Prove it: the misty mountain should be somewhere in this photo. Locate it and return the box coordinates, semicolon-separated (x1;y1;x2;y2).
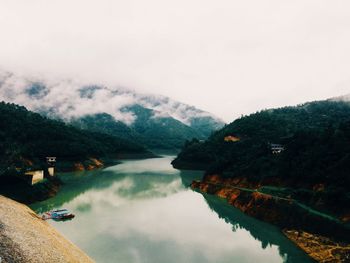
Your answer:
0;71;225;149
71;113;139;142
124;105;202;149
70;105;214;149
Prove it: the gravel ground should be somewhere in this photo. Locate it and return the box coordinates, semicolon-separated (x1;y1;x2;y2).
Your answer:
0;195;94;263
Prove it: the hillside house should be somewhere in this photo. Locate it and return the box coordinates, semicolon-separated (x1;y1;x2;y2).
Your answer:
270;143;285;154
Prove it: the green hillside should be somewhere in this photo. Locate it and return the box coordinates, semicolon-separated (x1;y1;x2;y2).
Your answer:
172;100;350;212
0;102;151;175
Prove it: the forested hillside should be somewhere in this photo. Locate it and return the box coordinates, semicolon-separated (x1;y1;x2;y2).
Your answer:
0;102;151;175
173;100;350;194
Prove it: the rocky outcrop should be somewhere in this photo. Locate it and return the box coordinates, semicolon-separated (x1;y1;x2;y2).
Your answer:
284;230;350;263
0;195;94;263
57;157;107;172
72;158;104;172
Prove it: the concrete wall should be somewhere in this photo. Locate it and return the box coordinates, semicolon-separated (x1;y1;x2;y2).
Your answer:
25;170;44;185
48;167;55;176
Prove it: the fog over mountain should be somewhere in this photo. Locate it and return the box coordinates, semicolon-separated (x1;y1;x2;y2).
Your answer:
0;71;223;126
0;71;224;149
1;1;349;122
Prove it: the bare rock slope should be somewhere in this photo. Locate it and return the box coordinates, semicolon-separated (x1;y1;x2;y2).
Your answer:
0;195;93;263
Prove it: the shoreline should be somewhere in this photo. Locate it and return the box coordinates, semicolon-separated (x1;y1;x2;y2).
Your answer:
190;175;350;262
0;153;160;205
283;230;350;262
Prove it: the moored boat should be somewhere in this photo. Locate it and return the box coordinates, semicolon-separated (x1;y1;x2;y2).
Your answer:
42;209;75;221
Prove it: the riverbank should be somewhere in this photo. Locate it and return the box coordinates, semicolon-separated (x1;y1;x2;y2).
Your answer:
0;195;94;263
191;175;350;262
0;153;159;205
30;156;311;263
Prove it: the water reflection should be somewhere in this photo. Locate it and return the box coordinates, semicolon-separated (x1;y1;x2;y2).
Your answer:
31;156;312;263
32;157;182;213
198;194;313;263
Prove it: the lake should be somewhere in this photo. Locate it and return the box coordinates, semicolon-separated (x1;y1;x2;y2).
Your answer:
31;156;312;263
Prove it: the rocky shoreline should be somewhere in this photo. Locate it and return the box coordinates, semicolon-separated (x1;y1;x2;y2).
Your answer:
284;230;350;263
191;175;350;262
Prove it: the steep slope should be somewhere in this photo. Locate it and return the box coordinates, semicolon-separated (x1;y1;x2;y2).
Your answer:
0;195;94;263
0;71;224;149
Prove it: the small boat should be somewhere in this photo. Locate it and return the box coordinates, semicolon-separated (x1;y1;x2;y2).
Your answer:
42;209;75;221
59;213;75;220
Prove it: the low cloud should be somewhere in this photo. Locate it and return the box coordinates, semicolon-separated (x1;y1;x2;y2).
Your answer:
0;71;218;125
1;1;349;122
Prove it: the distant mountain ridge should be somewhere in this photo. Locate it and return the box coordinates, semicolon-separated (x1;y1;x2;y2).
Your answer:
0;71;224;149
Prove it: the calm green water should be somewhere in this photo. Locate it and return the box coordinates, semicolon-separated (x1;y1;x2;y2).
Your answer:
31;156;312;263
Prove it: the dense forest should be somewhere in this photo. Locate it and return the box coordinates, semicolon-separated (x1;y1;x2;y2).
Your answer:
0;102;151;175
172;100;350;210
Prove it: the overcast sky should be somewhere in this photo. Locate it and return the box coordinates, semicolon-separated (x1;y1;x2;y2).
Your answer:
0;0;349;122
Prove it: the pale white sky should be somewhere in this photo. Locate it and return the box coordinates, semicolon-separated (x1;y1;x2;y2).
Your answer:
0;0;349;122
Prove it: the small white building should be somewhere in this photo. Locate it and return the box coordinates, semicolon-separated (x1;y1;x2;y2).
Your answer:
25;170;44;185
46;157;56;176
